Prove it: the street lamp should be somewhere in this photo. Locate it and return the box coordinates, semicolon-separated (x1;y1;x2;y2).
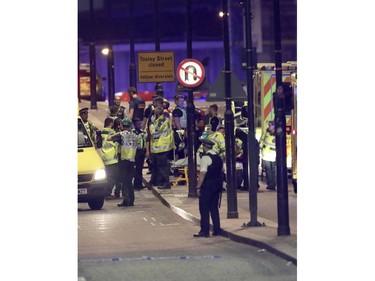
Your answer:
101;45;115;107
101;48;109;56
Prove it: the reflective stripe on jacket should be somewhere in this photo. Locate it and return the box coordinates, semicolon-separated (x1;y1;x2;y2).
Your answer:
150;115;174;153
120;130;137;161
260;131;276;162
100;128;118;165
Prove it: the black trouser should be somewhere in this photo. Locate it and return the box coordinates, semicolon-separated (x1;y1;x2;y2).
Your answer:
263;160;276;188
114;154;122;197
243;149;249;190
150;151;171;187
119;159;135;205
199;186;221;234
134;149;146;189
105;163;119;196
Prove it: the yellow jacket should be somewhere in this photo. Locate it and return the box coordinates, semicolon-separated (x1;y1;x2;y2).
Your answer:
150;115;174;153
198;131;225;156
120;130;137;161
99;128;118;165
259;131;276;162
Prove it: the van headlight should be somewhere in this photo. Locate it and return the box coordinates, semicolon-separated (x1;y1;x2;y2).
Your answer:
94;169;107;181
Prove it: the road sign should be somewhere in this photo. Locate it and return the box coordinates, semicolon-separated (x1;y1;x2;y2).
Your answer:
138;51;175;83
206;69;246;101
176;59;205;88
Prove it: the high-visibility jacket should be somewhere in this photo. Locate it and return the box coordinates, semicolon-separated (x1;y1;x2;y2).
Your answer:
133;128;147;150
120;130;137;161
198;131;225;156
173;106;187;129
150;115;174;153
259;131;276;162
84;120;97;143
99;128;118;165
235;138;243;158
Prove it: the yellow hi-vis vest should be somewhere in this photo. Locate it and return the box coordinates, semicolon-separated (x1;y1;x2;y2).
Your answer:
198;131;225;156
178;106;187;129
235;138;243;157
259;131;276;162
120;130;137;161
100;128;119;165
150;115;175;153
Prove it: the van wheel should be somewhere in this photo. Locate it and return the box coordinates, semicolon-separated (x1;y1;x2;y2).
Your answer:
88;197;104;210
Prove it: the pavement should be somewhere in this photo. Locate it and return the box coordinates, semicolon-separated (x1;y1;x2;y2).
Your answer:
142;172;297;265
79;99;297;265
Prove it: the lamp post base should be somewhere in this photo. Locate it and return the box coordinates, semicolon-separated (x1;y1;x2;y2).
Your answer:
242;221;265;227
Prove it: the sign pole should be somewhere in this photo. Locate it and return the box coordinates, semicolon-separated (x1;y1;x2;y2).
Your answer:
222;0;238;219
243;0;262;227
273;0;290;236
176;58;206;197
185;0;198;198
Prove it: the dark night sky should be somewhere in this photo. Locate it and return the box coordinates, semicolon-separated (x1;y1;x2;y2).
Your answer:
78;0;224;45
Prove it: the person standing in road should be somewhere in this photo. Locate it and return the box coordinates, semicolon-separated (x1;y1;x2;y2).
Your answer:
112;117;124;198
127;87;146;122
109;117;138;207
197;116;225;159
143;96;167;131
194;138;223;238
203;104;221;128
114;94;127;120
79;107;100;147
172;94;188;159
172;94;187;130
143;96;167;174
107;105;119;120
133;118;147;191
259;120;277;190
147;106;175;189
99;118;120;199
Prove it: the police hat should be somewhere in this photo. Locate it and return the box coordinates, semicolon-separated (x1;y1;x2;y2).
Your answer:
201;138;215;149
79;107;89;114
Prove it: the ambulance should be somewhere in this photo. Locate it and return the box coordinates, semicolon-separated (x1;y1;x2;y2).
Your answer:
253;61;297;192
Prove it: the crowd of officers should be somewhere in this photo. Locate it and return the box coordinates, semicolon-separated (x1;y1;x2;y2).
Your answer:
78;86;277;209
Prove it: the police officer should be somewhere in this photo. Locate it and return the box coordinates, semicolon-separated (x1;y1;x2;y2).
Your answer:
194;138;223;238
143;96;168;132
109;117;138;206
108;105;119;120
259;120;276;190
127;87;146;122
197;116;225;160
114;94;127;120
203;104;221;127
99;118;120;199
147;106;175;189
172;94;187;130
133;118;147;190
234;125;250;190
79;107;100;147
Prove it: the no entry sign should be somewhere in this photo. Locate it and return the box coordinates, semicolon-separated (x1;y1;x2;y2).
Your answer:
176;59;205;88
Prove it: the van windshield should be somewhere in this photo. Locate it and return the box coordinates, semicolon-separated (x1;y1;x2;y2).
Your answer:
78;119;93;148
